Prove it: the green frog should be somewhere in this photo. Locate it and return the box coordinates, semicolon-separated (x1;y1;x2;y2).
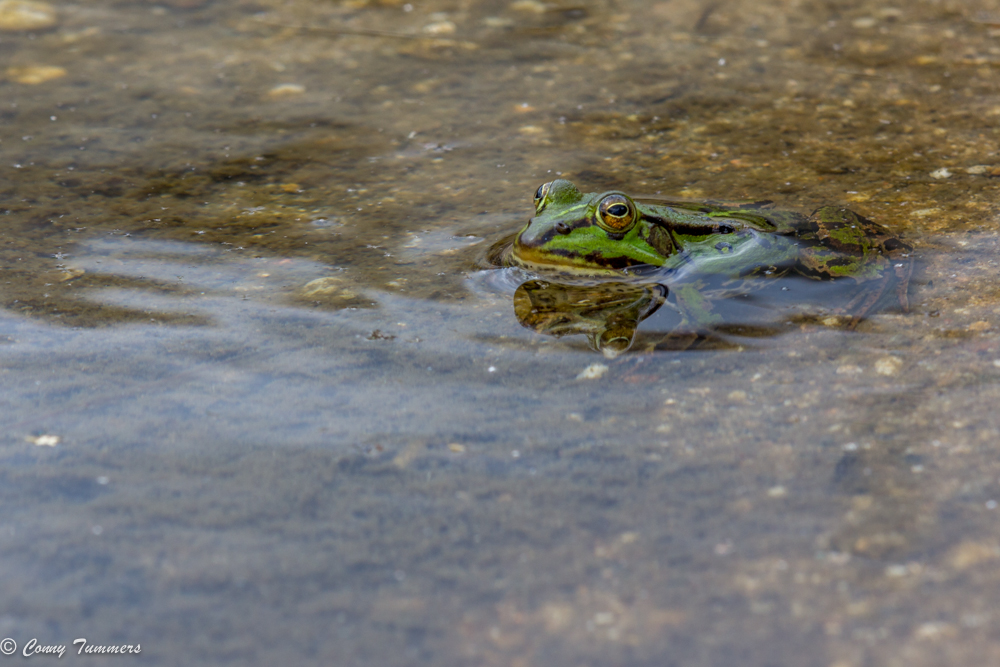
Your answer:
488;179;912;340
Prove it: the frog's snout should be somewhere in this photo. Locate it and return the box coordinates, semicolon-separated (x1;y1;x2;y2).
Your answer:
515;218;544;248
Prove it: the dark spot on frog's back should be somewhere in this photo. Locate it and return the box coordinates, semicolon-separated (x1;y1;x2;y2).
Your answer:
883;237;908;252
641;225;673;257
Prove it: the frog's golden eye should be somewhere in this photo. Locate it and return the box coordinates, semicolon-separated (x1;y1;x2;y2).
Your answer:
533;182;552;211
596;194;635;232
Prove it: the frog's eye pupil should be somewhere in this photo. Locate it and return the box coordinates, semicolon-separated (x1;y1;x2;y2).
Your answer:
596;194;635;232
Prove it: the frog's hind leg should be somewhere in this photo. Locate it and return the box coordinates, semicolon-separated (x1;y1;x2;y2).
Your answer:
844;254;914;328
843;276;890;329
893;256;913;313
842;261;912;329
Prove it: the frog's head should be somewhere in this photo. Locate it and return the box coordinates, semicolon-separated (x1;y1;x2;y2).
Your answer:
511;180;675;274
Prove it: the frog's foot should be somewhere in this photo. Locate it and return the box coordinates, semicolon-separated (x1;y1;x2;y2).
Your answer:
587;331;634;359
893;255;913;313
841;257;912;329
843;278;889;329
652;330;702;351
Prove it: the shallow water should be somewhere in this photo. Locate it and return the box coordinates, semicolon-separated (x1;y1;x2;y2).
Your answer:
4;0;1000;664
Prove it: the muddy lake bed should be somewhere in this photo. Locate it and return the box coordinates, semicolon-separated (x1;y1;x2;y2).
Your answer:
3;0;1000;664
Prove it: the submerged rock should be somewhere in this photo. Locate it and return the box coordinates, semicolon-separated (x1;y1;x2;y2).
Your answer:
5;65;66;84
0;0;57;32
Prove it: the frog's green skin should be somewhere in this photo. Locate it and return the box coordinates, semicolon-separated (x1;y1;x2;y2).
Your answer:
492;179;911;331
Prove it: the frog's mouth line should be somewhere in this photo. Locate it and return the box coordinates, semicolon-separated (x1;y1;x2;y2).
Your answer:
508;244;660;280
514;244;620;269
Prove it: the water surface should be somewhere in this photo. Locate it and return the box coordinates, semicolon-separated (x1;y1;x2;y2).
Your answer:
3;0;1000;664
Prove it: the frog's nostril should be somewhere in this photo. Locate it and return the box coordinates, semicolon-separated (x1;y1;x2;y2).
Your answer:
555;222;572;235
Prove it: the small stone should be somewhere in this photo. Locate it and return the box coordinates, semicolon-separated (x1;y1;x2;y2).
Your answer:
593;612;614;626
947;540;999;570
482;16;514;28
576;363;609;380
447;443;466;453
852;17;876;28
267;83;305;98
27;434;59;446
6;65;66;84
966;165;991;175
885;564;908;577
510;0;546;12
767;485;787;498
929;168;952;179
914;622;958;641
422;20;455;34
59;268;84;281
874;357;902;376
301;277;356;298
967;320;990;332
727;390;748;403
836;364;863;375
0;0;57;31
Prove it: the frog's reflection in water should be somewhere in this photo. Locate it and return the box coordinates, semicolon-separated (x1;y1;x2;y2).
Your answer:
513;279;667;358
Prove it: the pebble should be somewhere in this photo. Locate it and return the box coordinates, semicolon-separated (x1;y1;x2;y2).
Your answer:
967;320;990;332
510;0;546;12
726;390;748;403
300;277;356;298
6;65;66;84
929;168;952;179
27;434;59;446
948;540;999;570
914;622;958;641
576;363;608;380
267;83;305;98
0;0;56;31
874;357;902;376
422;20;455;35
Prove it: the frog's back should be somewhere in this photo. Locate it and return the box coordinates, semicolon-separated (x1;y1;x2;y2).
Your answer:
637;197;806;235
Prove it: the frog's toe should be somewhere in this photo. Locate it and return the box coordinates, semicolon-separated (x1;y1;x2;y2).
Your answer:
590;331;633;359
893;257;913;313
